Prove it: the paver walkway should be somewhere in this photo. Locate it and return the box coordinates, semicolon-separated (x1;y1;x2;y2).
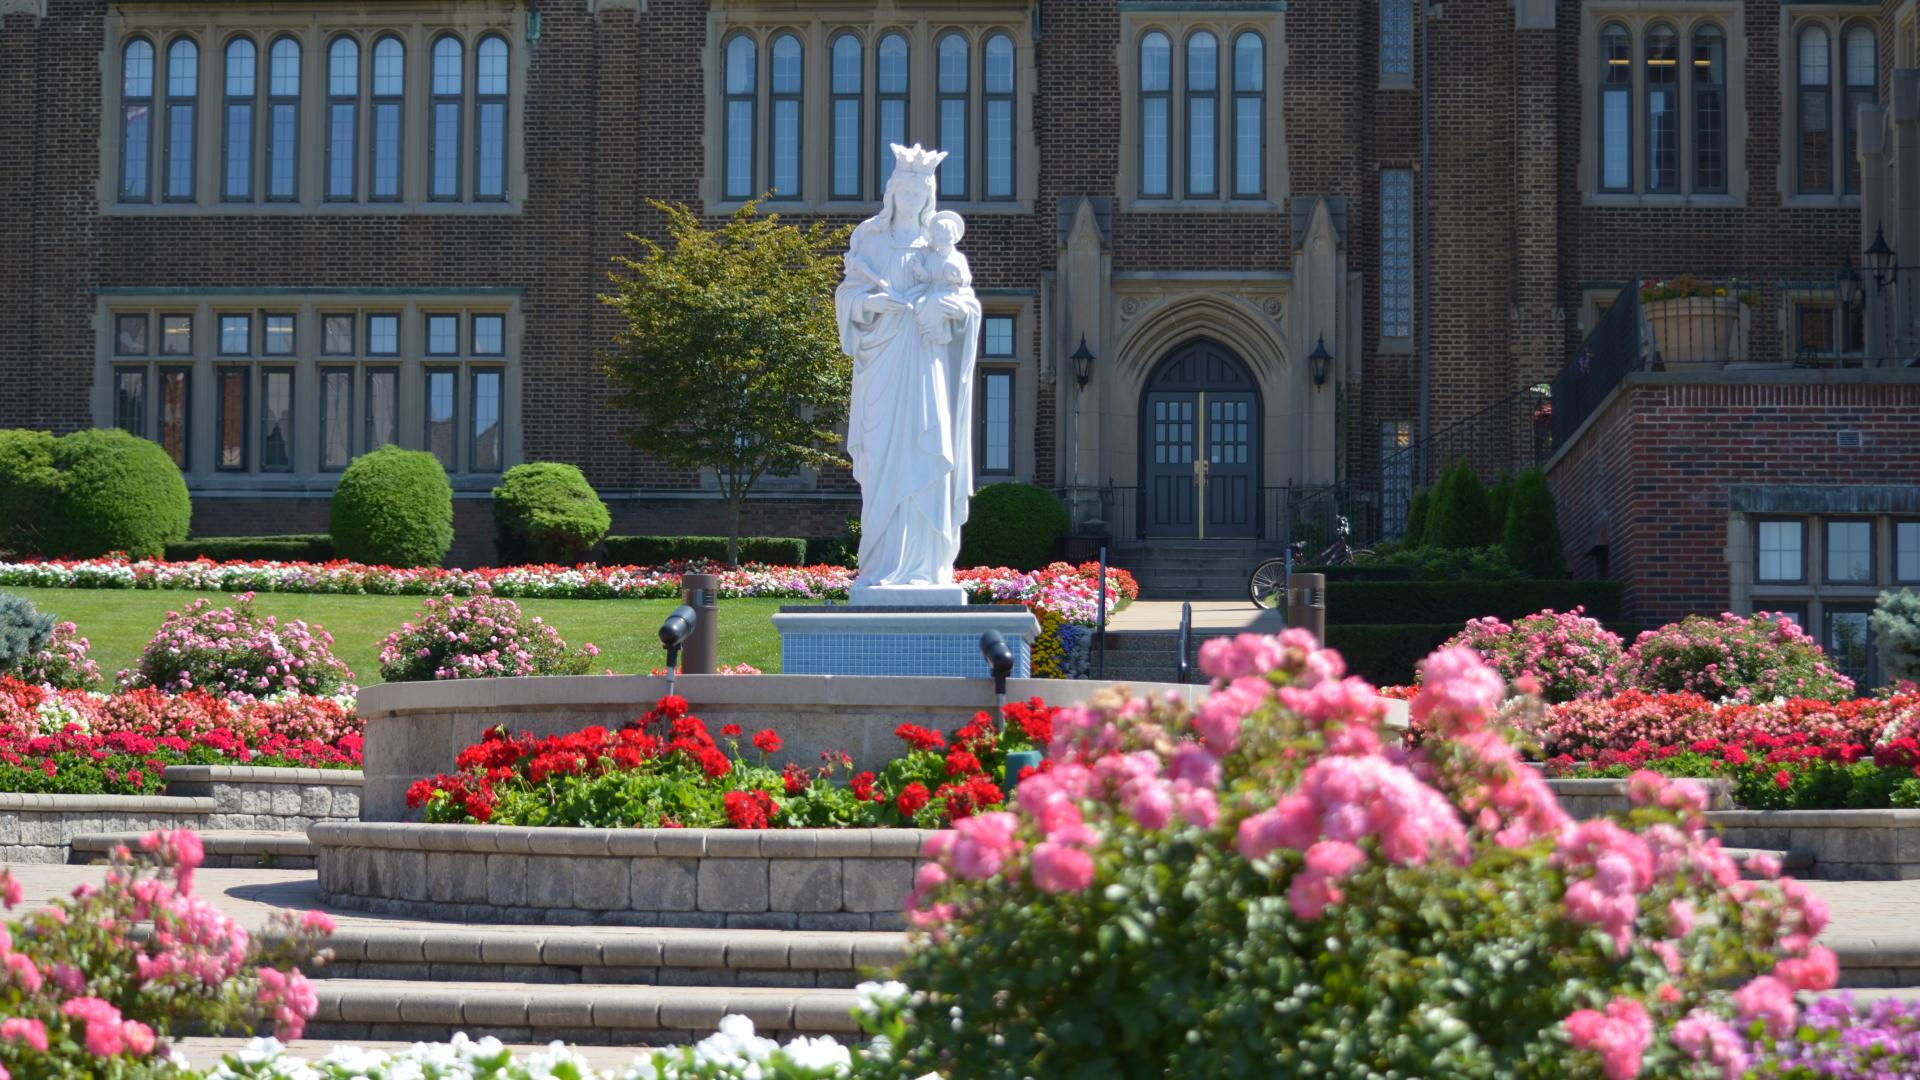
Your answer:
1103;599;1282;634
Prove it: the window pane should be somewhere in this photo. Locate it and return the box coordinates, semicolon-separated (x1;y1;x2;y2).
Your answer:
1827;520;1872;582
1143;96;1168;196
368;315;398;354
1235;32;1264;92
877;33;908;190
432;101;460;197
220;315;250;354
321;369;352;470
365;369;397;449
1381;0;1412;77
984;315;1014;356
1800;26;1832;193
985;99;1012;198
160;369;189;468
225;101;254;199
472;370;502;472
772;98;799;196
432;36;462;94
116;315;148;355
115;369;146;437
1235;97;1262;196
939;98;966;197
427;314;458;354
1601;26;1630;191
322;315;354;355
831;35;860;95
477;101;506;198
985;35;1013;94
218;368;246;469
477;35;508;96
1141;32;1170;93
225;38;254;96
982;371;1011;473
725;35;756;94
168;38;198;96
473;314;504;355
125;40;154;97
1796;303;1835;356
1188;95;1215;196
269;38;299;96
1898;522;1920;581
166;103;195;199
426;369;457;469
938;34;968;93
261;369;293;471
1646;26;1678;193
268;102;298;199
1380;169;1413;338
833;99;860;197
1757;520;1804;581
770;34;801;94
373;37;404;95
1187;32;1217;92
725;100;754;198
329;38;358;96
1693;28;1725;193
122;41;154;200
161;315;192;355
1825;607;1872;688
263;315;294;355
328;101;356;198
878;34;908;93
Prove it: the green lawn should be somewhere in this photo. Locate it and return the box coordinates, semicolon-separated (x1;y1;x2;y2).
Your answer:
3;588;786;685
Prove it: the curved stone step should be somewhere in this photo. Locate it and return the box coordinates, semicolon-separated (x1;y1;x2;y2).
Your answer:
1723;847;1816;878
306;980;862;1045
311;922;905;988
69;830;314;869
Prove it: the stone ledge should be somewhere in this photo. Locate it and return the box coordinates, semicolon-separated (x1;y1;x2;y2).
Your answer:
310;822;939;858
1708;809;1920;881
163;765;364;787
0;793;213;813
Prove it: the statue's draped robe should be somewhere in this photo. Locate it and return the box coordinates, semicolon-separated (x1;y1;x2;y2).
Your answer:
835;223;982;587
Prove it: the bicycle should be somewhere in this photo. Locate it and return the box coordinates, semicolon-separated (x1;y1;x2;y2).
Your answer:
1248;518;1373;609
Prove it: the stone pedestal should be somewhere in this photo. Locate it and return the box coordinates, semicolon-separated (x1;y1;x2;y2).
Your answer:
848;582;968;607
772;605;1041;678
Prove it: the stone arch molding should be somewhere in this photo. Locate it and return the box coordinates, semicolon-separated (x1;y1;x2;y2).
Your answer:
1113;290;1290;393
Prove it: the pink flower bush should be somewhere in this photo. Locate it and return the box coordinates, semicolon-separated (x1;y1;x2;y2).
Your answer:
11;622;101;692
1623;611;1854;703
886;633;1839;1077
0;829;331;1076
377;594;600;682
121;594;354;703
1442;607;1624;703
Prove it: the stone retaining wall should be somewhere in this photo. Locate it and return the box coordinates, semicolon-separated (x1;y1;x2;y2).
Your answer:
0;767;363;863
1545;777;1734;819
1709;809;1920;880
163;765;362;832
311;822;936;929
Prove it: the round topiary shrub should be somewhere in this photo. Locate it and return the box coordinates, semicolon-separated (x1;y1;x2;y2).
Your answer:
377;594;599;681
123;593;354;702
0;429;56;556
491;462;611;566
330;446;454;568
35;429;190;559
958;483;1069;571
1623;612;1855;703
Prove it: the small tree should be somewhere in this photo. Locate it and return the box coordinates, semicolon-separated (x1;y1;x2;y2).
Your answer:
1873;589;1920;685
1400;488;1430;547
601;200;852;566
1425;461;1496;550
1502;467;1566;578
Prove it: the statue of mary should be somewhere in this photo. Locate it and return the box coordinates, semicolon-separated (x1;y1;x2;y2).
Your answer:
835;144;983;604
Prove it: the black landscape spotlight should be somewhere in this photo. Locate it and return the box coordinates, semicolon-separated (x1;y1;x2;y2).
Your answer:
659;604;697;696
980;629;1039;791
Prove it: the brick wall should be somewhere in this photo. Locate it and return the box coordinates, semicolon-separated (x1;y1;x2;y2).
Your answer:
1546;375;1920;624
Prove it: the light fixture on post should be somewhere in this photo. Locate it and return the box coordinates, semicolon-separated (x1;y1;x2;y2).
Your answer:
1071;334;1095;389
1865;226;1897;289
1308;335;1332;388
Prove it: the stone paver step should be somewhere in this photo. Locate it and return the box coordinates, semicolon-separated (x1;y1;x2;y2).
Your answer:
314;922;905;988
69;831;314;869
307;980;862;1045
1723;847;1816;877
174;1037;662;1070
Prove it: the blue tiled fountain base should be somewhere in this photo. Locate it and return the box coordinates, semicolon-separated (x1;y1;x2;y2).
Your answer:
782;633;1033;678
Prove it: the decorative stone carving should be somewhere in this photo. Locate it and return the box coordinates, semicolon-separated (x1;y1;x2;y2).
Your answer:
833;145;983;607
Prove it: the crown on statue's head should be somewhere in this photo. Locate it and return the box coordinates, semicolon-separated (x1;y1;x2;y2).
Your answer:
889;143;948;177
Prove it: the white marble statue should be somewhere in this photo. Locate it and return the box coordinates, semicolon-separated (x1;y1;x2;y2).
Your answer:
835;144;983;605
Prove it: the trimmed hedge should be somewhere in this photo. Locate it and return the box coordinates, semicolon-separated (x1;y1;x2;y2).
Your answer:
40;428;192;559
0;430;56;556
959;483;1070;571
602;534;808;566
164;535;336;562
1326;579;1625;625
1328;621;1644;687
329;446;454;568
492;462;611;566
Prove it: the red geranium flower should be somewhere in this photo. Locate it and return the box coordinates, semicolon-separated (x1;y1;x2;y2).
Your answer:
895;724;946;752
752;729;783;755
724;789;777;829
720;724;743;738
850;771;877;801
896;782;931;817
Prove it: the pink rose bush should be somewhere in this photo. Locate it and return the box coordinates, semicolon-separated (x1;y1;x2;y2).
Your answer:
121;595;354;704
883;634;1837;1077
1443;606;1624;703
0;829;330;1078
1622;612;1854;703
11;622;101;692
377;594;600;682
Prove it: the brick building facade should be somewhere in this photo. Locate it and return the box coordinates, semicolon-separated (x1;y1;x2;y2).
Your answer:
0;0;1891;595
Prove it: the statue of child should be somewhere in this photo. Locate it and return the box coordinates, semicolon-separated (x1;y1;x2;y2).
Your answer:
914;210;974;346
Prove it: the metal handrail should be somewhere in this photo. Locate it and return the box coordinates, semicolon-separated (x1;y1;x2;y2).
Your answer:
1176;601;1192;685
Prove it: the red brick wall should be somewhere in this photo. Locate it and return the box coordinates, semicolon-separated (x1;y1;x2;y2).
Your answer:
1546;376;1920;624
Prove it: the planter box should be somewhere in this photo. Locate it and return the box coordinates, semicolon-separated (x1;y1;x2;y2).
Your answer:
311;822;940;929
1644;295;1741;370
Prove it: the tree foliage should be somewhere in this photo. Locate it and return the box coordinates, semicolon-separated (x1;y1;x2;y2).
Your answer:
601;200;853;565
1425;460;1497;550
1502;467;1566;579
1873;589;1920;685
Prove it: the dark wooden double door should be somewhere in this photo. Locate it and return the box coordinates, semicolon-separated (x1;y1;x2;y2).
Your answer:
1141;341;1260;539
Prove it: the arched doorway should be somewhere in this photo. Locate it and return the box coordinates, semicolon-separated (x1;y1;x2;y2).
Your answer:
1139;339;1261;539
